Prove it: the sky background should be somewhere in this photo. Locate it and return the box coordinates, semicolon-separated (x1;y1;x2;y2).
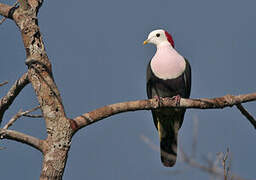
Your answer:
1;0;256;179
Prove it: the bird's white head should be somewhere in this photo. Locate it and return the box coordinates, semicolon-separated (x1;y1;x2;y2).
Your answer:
143;29;174;48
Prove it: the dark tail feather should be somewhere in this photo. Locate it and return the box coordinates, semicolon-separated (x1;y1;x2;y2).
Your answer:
156;109;184;167
160;134;178;167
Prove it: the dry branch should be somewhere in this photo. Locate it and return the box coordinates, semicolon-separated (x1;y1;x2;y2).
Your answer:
0;3;12;17
18;0;30;10
141;135;248;180
0;129;44;152
0;81;8;87
0;1;18;25
192;117;198;158
236;104;256;129
23;113;42;118
0;16;6;24
73;92;256;132
3;106;40;129
0;73;29;124
180;149;247;180
222;148;229;180
8;2;72;179
2;0;256;178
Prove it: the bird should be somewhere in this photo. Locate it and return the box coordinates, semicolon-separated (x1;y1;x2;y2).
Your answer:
143;29;191;167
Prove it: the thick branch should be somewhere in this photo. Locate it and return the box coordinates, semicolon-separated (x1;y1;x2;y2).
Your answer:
10;2;72;179
0;3;12;17
73;92;256;132
0;129;44;152
0;73;29;124
18;0;30;10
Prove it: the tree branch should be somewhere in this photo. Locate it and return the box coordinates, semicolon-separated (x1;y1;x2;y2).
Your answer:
236;104;256;129
73;92;256;132
9;1;73;178
3;106;40;130
0;81;8;87
23;113;42;118
0;1;18;25
18;0;30;10
0;129;44;152
180;149;247;180
0;73;29;124
141;135;248;180
0;3;12;17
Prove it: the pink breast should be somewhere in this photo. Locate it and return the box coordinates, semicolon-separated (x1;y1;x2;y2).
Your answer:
150;45;185;80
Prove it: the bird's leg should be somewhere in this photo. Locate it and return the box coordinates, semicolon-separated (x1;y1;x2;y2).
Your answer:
153;95;162;108
172;95;181;106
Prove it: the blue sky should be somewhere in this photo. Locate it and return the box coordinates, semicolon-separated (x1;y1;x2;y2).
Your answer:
1;0;256;179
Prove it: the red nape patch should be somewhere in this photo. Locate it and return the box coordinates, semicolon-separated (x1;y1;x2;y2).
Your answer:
164;31;175;48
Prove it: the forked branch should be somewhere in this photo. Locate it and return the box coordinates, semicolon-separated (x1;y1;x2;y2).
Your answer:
0;73;29;124
3;106;41;130
0;1;18;25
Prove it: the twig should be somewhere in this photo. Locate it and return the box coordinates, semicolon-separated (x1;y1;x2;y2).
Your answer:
3;106;40;130
22;114;42;118
180;148;224;178
201;153;214;169
0;81;8;87
192;116;198;158
222;148;232;180
214;152;224;170
140;134;160;153
0;73;29;125
236;104;256;129
0;17;6;24
140;135;249;180
223;148;229;180
0;128;44;152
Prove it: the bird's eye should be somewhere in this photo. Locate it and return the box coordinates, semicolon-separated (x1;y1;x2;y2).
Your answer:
156;33;160;37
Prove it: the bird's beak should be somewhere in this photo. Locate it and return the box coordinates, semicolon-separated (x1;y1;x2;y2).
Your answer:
143;39;149;45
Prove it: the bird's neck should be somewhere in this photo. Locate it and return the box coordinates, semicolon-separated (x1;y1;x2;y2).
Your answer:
156;41;173;49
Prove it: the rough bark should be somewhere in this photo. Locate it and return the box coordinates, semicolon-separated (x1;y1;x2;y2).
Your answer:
0;1;72;179
0;3;12;17
73;93;256;133
0;128;44;151
1;1;256;180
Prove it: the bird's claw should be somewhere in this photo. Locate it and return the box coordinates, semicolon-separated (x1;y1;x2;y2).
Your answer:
153;95;162;107
172;95;181;106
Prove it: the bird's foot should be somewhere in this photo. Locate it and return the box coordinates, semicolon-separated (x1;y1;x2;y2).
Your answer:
153;95;162;107
172;95;181;106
